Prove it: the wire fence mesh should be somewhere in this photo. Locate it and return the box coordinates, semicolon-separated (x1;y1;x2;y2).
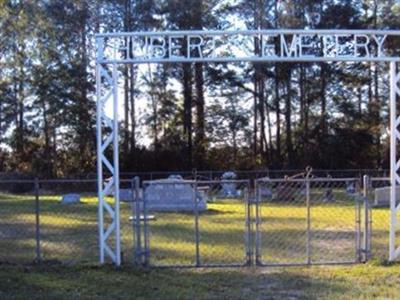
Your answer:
38;180;98;264
255;178;363;266
0;175;395;266
364;177;391;260
139;180;251;267
0;180;37;264
141;180;198;267
255;178;308;265
196;180;250;267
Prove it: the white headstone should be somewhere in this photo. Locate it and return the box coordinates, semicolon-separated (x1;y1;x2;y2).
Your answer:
119;189;133;202
61;193;80;204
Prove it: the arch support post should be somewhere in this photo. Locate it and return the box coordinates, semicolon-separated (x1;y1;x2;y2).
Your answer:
96;50;121;265
390;61;400;262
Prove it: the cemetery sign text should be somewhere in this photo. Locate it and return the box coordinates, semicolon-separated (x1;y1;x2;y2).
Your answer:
96;29;400;64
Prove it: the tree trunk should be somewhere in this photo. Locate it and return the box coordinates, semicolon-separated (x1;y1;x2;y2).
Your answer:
299;65;306;161
123;0;133;156
320;63;327;138
183;64;193;167
253;77;258;158
77;2;91;171
275;64;281;167
129;64;136;152
284;66;293;167
123;65;130;155
17;75;24;156
194;62;205;169
265;86;273;165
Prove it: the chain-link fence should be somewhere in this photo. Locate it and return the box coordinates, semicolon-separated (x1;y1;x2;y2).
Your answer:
117;169;390;181
0;175;395;266
0;179;99;264
0;180;37;264
39;179;99;264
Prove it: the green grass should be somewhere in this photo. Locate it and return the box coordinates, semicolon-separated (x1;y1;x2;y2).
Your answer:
1;262;400;299
0;190;396;266
0;189;400;299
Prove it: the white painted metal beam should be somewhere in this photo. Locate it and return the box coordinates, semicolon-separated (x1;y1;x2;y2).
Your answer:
95;29;400;38
96;61;121;266
390;61;400;261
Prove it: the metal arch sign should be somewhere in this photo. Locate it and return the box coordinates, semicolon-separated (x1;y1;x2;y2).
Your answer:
95;28;400;265
95;29;400;64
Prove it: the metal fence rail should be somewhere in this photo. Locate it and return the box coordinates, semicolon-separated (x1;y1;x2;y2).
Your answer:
0;176;393;266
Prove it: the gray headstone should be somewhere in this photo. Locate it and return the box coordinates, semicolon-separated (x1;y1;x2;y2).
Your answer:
144;178;207;212
119;189;133;202
346;182;356;195
374;186;400;207
168;174;183;180
323;188;334;202
61;193;80;204
221;171;238;197
259;186;273;198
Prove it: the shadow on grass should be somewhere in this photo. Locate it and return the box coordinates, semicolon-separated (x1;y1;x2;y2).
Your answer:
0;263;356;300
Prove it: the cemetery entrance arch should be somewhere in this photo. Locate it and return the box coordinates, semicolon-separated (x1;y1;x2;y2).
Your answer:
95;29;400;265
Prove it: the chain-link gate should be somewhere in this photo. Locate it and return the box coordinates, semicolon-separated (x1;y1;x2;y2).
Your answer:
362;176;392;260
255;177;368;266
132;179;251;267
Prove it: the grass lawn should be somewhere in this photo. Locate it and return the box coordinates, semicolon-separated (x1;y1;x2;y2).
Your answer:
1;261;400;299
0;185;396;265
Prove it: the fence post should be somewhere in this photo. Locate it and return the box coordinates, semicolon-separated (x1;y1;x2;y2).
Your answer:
363;175;371;262
131;177;142;265
306;177;311;265
244;184;251;266
34;178;41;263
143;182;149;266
194;182;200;267
355;182;362;263
254;180;261;265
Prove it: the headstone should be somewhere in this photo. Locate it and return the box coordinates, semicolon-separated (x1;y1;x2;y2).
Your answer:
274;183;297;201
144;177;207;211
323;188;334;202
300;183;307;196
119;189;133;202
346;182;356;195
168;174;183;180
61;193;80;204
374;186;400;207
259;186;273;198
221;171;239;197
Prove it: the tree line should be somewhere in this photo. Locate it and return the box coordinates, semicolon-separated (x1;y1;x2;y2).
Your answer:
0;0;399;177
